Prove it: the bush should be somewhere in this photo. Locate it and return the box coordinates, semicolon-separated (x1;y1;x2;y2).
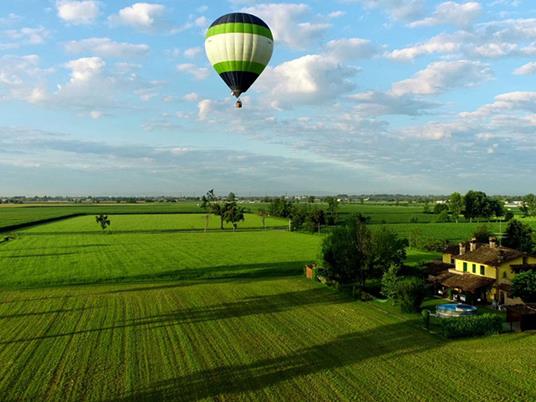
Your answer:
397;277;425;313
441;314;503;338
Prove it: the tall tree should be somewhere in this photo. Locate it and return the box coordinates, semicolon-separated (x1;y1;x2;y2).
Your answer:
95;214;111;231
511;271;536;303
324;196;340;225
227;192;236;202
210;203;228;230
464;190;490;221
224;202;245;231
308;207;326;233
448;192;464;223
521;194;536;217
257;208;268;230
503;219;534;252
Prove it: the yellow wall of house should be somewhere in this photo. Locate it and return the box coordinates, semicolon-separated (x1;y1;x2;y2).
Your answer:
454;259;495;278
442;253;454;264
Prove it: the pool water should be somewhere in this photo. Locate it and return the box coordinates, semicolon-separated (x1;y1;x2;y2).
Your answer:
436;303;478;318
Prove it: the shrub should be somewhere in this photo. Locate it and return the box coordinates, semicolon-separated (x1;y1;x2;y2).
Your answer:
397;277;425;313
421;309;431;329
441;314;503;338
511;270;536;303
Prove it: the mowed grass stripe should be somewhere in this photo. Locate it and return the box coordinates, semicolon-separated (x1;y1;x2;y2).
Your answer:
2;279;536;400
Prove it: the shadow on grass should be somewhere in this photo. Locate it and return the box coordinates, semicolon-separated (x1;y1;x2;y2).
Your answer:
0;284;343;345
107;320;439;402
124;287;350;326
0;252;79;259
0;261;311;292
17;227;289;236
0;306;95;319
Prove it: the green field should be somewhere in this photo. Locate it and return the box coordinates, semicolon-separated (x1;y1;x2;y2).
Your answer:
0;203;204;230
22;213;288;234
2;213;536;400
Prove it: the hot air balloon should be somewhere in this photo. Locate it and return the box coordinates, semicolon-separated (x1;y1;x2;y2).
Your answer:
205;13;274;109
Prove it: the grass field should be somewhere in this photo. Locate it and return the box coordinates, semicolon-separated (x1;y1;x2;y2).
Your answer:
22;213;288;234
2;214;536;401
0;203;204;230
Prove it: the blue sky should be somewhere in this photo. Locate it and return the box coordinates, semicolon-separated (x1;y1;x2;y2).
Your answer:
0;1;535;196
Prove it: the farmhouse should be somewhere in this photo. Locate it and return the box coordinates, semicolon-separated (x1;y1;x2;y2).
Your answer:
429;237;536;306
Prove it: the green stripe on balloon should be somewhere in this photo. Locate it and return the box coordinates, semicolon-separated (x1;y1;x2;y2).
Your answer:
206;23;273;40
213;61;266;75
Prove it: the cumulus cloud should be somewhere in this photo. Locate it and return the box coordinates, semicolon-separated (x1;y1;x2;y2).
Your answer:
241;3;330;49
256;54;359;108
391;60;493;96
64;38;150;58
514;62;536;75
386;32;464;61
0;54;51;103
56;1;100;25
409;1;481;28
109;3;166;30
388;18;536;61
177;63;209;80
3;27;50;46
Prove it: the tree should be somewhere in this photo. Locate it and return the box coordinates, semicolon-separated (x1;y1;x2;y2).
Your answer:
464;190;491;221
227;192;236;202
367;227;407;280
423;201;431;214
307;207;325;233
436;209;450;223
521;194;536;217
289;204;310;231
397;277;425;313
224;202;245;231
321;219;406;288
487;197;504;220
324;196;339;225
502;219;534;252
210;202;228;230
307;195;315;203
504;211;514;222
257;208;268;230
269;197;293;218
321;219;370;286
433;203;449;215
511;271;536;303
448;192;464;222
381;265;400;303
96;214;111;231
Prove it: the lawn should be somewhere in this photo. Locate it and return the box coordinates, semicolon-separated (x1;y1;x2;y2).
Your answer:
2;215;536;401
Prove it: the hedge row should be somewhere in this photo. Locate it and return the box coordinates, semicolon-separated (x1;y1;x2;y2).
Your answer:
440;314;503;338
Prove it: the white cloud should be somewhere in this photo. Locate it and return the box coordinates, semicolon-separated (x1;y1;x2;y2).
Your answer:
4;27;50;46
109;3;166;30
65;57;105;84
391;60;493;96
56;1;100;25
177;63;209;80
198;99;215;120
386;32;464;60
514;62;536;75
65;38;150;58
328;11;346;18
241;3;330;49
183;92;200;102
409;1;481;28
0;54;51;103
184;47;202;59
257;54;358;107
325;38;377;61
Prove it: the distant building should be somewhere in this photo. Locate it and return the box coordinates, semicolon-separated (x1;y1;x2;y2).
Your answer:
428;237;536;305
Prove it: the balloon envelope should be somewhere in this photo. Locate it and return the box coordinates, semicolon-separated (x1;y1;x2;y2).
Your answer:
205;13;273;98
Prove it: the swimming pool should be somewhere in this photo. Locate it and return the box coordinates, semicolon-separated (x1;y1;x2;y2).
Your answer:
436;303;478;318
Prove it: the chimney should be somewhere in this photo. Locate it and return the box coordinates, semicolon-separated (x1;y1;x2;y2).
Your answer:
470;238;477;252
489;236;497;249
459;242;466;255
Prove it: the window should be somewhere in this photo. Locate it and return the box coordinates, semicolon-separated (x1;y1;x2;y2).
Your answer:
463;262;467;272
480;265;485;275
472;264;476;273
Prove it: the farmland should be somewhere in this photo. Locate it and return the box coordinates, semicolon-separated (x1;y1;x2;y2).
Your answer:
1;207;536;400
